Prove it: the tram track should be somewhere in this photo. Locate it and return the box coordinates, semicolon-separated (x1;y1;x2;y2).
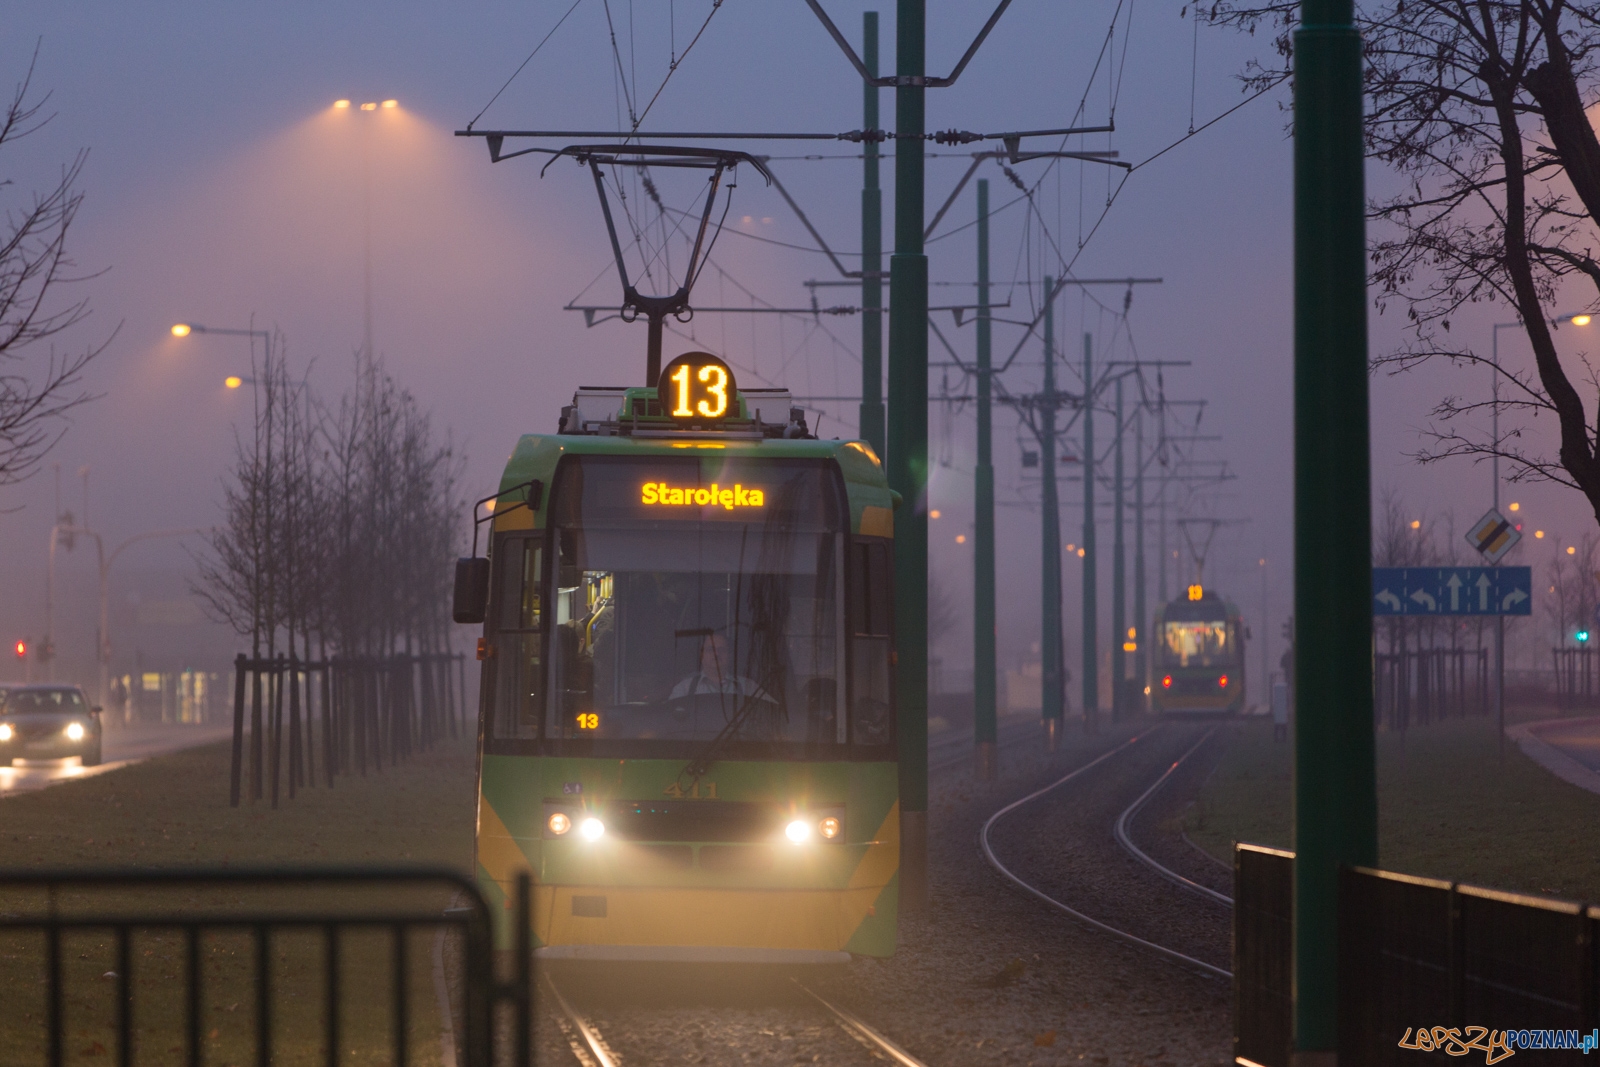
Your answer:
541;969;934;1067
927;714;1048;775
979;721;1235;980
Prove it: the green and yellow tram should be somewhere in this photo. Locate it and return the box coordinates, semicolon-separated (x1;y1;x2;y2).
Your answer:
456;354;900;963
1151;585;1247;716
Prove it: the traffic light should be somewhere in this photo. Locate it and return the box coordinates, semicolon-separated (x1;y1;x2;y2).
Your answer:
13;640;24;659
1577;630;1591;644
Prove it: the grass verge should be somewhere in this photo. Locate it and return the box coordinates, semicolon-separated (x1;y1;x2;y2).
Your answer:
0;734;480;1066
1185;716;1600;901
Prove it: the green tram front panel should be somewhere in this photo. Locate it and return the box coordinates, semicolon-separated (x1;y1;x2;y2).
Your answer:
472;387;900;959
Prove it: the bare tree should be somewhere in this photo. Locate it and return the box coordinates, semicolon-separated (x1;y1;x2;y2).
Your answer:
1212;0;1600;528
0;46;107;488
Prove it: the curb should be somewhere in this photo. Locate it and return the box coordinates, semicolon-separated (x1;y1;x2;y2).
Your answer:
1507;716;1600;796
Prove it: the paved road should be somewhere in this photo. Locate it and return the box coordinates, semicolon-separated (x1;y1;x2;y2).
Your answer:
0;722;233;798
1532;717;1600;774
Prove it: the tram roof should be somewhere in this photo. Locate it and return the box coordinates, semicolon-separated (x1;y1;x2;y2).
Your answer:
488;387;896;537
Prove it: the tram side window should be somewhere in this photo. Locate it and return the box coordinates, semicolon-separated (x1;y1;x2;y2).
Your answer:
489;536;542;740
850;540;893;746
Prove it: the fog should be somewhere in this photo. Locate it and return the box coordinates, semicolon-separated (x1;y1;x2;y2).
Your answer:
2;1;1593;700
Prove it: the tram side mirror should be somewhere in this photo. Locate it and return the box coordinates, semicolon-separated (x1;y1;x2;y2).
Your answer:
453;557;490;625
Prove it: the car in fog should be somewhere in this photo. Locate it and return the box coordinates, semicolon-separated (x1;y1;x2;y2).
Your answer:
0;685;103;767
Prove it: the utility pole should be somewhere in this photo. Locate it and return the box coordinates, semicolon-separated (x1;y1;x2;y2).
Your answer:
887;0;930;913
859;12;885;455
1111;377;1126;720
1040;279;1065;749
1293;0;1377;1048
1133;407;1147;713
973;178;997;779
1081;332;1098;733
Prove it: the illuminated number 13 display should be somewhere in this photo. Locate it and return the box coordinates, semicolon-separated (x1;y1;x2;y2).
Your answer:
659;352;737;421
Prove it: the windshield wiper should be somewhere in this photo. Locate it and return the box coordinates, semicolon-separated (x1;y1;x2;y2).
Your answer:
679;678;779;783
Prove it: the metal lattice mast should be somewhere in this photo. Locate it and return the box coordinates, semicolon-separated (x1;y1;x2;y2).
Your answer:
1081;332;1099;732
1292;0;1378;1044
887;0;931;912
1112;378;1126;720
973;178;998;778
1040;278;1065;747
859;12;886;455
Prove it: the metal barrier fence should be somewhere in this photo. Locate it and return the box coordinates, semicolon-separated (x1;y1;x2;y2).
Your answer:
1234;845;1600;1066
1234;844;1294;1067
1373;647;1489;730
0;867;532;1067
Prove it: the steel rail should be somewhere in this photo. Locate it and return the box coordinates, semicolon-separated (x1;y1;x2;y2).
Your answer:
978;726;1233;980
1110;726;1234;907
793;980;932;1067
927;716;1042;773
544;974;620;1067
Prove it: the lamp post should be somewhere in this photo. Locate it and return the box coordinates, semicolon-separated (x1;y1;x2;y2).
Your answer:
333;97;399;361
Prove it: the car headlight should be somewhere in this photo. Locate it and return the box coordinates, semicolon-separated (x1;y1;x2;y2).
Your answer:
65;722;85;741
818;816;842;840
785;818;812;843
0;723;11;741
547;812;572;836
579;817;605;841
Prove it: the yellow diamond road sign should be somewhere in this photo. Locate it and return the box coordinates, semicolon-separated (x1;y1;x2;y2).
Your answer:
1466;508;1520;563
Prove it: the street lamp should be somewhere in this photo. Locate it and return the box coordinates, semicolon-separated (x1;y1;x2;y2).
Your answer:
332;96;398;360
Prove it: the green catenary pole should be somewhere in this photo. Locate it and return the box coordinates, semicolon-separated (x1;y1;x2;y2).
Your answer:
1293;0;1376;1048
888;0;929;912
1112;377;1126;721
1081;332;1099;733
1133;407;1147;713
1040;278;1064;748
973;179;997;779
859;12;885;456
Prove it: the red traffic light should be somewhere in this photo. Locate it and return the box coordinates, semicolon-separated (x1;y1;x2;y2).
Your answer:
14;640;26;659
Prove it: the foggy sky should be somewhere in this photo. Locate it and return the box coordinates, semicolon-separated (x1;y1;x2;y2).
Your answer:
4;1;1593;690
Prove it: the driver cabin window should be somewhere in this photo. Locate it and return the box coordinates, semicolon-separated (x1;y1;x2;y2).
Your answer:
489;535;542;740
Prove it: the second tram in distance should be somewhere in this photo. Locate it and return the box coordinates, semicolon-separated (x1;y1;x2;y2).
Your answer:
1151;585;1247;715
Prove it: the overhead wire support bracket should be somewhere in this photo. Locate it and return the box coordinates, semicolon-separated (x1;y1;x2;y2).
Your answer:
803;0;1017;88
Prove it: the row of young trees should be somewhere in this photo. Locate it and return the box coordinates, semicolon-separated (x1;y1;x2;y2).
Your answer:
195;341;464;695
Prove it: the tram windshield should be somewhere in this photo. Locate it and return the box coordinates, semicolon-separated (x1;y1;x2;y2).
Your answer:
1161;619;1234;669
490;454;851;751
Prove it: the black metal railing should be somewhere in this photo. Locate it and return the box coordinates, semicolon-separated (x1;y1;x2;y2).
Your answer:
1234;845;1600;1066
0;866;531;1067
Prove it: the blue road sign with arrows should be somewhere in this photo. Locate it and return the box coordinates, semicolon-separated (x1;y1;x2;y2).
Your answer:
1372;567;1532;616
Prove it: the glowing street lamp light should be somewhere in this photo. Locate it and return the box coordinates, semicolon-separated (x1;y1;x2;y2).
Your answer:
360;102;377;111
170;323;191;337
334;99;351;109
224;376;245;389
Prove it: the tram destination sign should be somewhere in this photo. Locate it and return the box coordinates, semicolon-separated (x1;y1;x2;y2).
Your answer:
1371;566;1532;616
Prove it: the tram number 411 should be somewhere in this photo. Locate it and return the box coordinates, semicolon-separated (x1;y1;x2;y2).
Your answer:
659;352;737;421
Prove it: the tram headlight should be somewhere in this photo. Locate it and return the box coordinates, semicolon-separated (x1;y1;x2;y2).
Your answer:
785;819;812;843
579;817;606;841
65;722;85;741
547;812;572;836
817;816;841;840
0;723;11;741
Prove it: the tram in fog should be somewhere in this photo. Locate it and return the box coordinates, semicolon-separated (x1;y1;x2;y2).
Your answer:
455;353;900;963
1151;585;1247;716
